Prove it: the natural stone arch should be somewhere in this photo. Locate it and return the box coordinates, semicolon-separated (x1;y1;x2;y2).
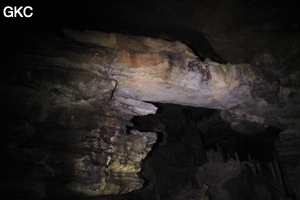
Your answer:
2;28;299;198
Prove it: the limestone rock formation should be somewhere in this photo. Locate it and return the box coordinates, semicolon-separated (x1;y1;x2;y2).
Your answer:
1;25;300;199
62;29;296;134
1;30;159;197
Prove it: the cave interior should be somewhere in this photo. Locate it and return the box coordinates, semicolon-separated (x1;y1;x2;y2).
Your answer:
1;0;300;200
126;103;283;200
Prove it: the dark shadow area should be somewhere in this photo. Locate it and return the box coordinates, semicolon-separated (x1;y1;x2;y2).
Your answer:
1;1;225;64
2;0;299;199
115;103;289;200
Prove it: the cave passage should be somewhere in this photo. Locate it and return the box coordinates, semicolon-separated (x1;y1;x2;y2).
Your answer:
121;103;287;200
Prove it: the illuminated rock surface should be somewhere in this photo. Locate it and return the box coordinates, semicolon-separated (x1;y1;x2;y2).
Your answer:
1;1;300;199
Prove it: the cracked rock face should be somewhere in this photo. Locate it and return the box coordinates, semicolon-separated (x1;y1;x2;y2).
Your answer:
1;30;159;197
62;29;289;132
1;24;300;199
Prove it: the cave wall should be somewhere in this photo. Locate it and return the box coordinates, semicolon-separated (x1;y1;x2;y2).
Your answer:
1;30;159;197
1;3;300;197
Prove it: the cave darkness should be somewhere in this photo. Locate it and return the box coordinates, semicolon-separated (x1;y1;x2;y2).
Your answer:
124;103;282;200
1;0;300;200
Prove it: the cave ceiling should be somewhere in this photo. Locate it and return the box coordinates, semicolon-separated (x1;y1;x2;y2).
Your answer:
1;0;300;199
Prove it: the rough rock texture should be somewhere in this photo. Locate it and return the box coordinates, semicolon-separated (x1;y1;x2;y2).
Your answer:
62;28;298;135
1;25;300;199
1;30;159;198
